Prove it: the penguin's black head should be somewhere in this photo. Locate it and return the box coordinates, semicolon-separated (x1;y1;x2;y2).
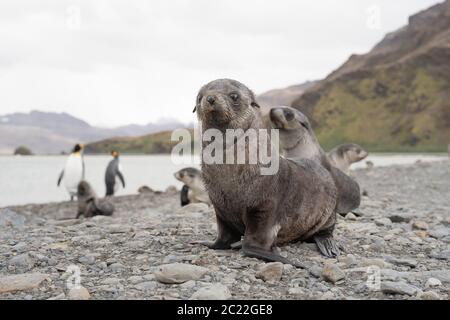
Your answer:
72;144;84;153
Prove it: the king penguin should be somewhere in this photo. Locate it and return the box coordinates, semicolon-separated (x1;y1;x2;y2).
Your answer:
105;151;125;196
57;144;85;201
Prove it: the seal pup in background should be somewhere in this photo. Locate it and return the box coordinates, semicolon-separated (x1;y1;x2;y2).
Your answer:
76;181;114;218
195;79;341;263
269;106;361;216
174;167;211;206
57;144;85;201
105;151;125;196
328;144;368;174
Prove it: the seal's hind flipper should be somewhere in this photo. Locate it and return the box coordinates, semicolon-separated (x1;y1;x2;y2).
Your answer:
314;234;341;258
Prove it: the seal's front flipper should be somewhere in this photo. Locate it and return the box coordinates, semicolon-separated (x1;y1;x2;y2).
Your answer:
242;246;308;269
314;234;341;258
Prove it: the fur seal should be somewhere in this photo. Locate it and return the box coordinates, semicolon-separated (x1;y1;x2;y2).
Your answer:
269;106;361;215
57;144;85;201
174;167;211;206
76;181;114;218
328;143;368;174
105;151;125;196
194;79;342;263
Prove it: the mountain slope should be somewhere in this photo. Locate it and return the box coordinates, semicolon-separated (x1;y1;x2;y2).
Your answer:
292;0;450;151
0;111;189;154
257;81;318;109
85;129;195;154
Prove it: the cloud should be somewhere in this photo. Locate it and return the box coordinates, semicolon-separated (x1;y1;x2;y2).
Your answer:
0;0;442;126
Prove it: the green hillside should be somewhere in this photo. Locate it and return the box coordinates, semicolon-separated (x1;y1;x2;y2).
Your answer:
85;129;195;154
292;1;450;152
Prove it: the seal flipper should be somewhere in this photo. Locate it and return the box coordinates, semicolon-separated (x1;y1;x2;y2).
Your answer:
199;213;241;250
313;230;341;258
180;185;190;206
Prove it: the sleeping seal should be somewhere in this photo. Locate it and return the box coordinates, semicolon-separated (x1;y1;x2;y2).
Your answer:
76;181;114;218
194;79;342;263
269;106;361;216
328;144;368;174
174;167;211;206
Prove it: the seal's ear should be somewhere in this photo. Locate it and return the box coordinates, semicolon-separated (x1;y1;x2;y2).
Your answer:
192;106;197;113
251;102;260;109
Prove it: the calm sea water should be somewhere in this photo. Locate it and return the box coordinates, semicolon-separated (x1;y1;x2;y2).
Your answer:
0;154;447;207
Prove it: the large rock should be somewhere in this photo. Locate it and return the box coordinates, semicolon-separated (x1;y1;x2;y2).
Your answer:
154;263;208;284
8;253;35;269
190;284;231;300
322;263;345;284
255;262;283;282
67;286;91;300
0;273;48;293
381;281;419;296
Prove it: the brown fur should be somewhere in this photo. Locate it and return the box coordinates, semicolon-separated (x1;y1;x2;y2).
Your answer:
195;79;340;264
76;181;114;218
269;106;361;214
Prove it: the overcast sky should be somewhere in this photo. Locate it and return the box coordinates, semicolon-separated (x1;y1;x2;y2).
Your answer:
0;0;442;127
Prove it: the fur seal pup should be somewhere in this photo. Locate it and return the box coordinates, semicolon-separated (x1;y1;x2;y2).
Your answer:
105;151;125;196
269;106;361;216
174;167;211;206
194;79;342;263
328;144;368;174
76;181;114;218
57;144;85;201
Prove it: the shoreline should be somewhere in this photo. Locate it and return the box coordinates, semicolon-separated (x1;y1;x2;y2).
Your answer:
0;160;449;300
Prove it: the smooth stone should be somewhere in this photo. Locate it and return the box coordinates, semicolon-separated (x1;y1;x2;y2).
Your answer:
322;263;345;284
380;281;419;296
412;220;429;231
190;283;231;300
8;253;34;269
361;258;386;268
108;224;133;233
0;273;49;293
288;287;305;296
429;226;450;239
418;291;441;300
425;278;442;288
154;263;208;284
134;281;158;292
78;255;96;265
67;286;91;300
375;218;392;226
385;256;418;268
255;262;283;282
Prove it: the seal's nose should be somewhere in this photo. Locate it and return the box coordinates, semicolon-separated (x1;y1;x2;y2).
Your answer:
207;96;215;105
283;109;294;121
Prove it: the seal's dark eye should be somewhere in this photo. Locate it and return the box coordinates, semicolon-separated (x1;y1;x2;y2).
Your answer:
229;93;239;102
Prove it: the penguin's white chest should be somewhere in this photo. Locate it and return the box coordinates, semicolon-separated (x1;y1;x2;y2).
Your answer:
64;154;83;194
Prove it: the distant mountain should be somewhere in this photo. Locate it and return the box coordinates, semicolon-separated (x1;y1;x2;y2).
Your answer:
85;130;195;155
257;81;318;109
0;110;191;154
291;0;450;151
